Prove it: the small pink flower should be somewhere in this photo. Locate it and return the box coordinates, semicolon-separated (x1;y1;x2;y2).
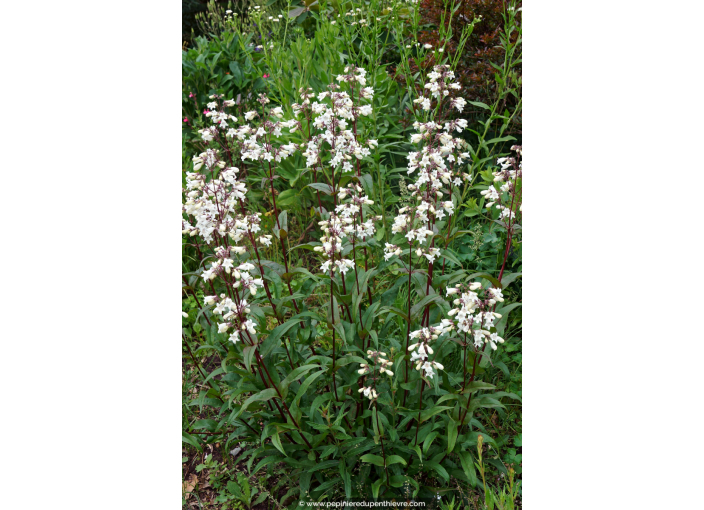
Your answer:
189;93;194;98
183;118;188;122
203;109;210;114
262;74;270;79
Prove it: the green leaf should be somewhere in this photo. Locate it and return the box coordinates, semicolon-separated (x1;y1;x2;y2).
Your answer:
259;312;319;358
237;388;278;417
292;369;326;406
423;431;438;453
327;296;340;326
410;295;444;321
229;61;244;85
253;491;269;506
191;419;219;432
310;460;339;472
459;451;478;486
306;182;334;195
203;367;224;385
227;480;242;496
335;355;367;368
360;454;386;467
243;345;256;373
447;418;458;453
182;432;203;453
372;478;383;499
385;306;409;322
425;461;450;482
461;381;496;394
280;364;320;394
439;248;463;268
271;432;286;456
252;455;283;475
419;405;453;423
468;100;491;110
276;189;299;207
500;272;522;288
288;6;305;18
435;393;467;407
320;444;338;459
486;135;517;145
340;462;352;499
385;455;407;466
352;269;377;319
412;445;423;463
300;471;311;496
358;174;374;196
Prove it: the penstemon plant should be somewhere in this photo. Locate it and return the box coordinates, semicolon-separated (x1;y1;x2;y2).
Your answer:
182;58;522;501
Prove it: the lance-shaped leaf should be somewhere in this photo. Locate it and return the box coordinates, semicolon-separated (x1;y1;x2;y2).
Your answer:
419;405;453;423
460;381;496;394
236;388;278;418
360;454;385;466
259;311;320;358
271;432;286;457
447;418;458;453
280;364;320;397
306;182;334;195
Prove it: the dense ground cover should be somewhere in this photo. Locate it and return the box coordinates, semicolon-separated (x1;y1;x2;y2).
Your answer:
182;1;522;508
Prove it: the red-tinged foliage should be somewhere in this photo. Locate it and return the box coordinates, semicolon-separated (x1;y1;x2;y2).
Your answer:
396;0;521;126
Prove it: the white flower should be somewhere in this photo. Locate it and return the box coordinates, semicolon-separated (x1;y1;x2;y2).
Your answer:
487;287;504;303
358;386;378;401
221;258;234;273
488;333;504;350
242;319;257;335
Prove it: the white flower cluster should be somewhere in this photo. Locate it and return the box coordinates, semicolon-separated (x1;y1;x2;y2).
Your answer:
480;146;523;222
412;65;462;112
358;350;394;401
183;154;242;244
203;295;257;344
336;183;377;241
314;213;355;274
183;94;289;344
226;97;299;163
383;243;403;261
385;67;477;263
408;321;453;379
297;68;375;172
446;282;506;350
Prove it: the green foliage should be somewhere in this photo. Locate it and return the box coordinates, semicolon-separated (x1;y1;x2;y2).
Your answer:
182;31;269;123
182;0;522;505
